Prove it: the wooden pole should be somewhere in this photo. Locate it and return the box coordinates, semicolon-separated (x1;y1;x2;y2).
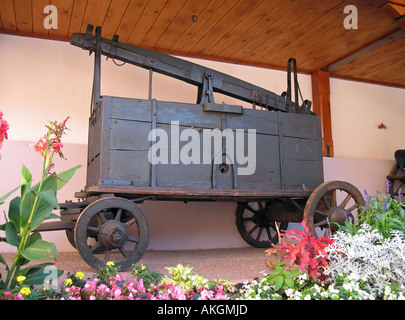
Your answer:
311;70;334;157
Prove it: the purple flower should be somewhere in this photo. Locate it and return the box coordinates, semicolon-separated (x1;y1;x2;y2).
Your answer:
385;179;391;194
364;189;371;210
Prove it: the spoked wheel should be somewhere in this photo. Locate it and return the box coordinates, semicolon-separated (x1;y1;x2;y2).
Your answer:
303;181;364;237
387;163;405;201
75;197;149;270
235;201;288;248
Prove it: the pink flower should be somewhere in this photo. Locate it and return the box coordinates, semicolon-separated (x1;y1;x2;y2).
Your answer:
51;139;63;153
0;111;9;149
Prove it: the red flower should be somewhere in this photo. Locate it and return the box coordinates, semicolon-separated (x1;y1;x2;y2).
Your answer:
0;111;9;149
34;136;47;157
51;139;63;153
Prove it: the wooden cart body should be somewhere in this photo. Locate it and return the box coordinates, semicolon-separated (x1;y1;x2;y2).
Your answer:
86;96;323;200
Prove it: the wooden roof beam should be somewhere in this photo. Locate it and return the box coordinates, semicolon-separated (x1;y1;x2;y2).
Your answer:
326;28;405;72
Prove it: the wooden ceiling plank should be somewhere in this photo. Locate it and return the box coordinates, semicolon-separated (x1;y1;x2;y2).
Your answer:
304;6;399;70
127;0;169;45
140;0;188;48
14;0;32;33
68;0;87;35
332;36;405;79
190;0;264;55
0;0;16;31
32;0;50;36
248;0;337;68
80;0;112;33
229;0;313;62
208;0;283;57
277;3;387;70
327;28;405;71
169;0;225;52
379;2;405;19
178;0;240;53
216;0;284;58
101;0;130;39
49;0;74;38
115;0;149;43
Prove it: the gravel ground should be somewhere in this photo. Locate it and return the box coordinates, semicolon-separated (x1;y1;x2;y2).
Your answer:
0;247;270;287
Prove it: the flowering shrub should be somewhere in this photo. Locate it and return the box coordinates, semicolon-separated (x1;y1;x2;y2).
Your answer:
1;183;405;300
266;220;334;279
339;182;405;239
0;117;80;292
324;224;405;296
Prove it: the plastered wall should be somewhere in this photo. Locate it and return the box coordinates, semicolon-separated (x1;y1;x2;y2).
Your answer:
0;34;403;252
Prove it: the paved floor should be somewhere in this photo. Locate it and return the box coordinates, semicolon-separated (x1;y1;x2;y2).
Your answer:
0;247;269;285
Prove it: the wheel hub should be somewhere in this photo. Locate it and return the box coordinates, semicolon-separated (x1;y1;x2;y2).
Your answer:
99;220;128;249
329;206;351;230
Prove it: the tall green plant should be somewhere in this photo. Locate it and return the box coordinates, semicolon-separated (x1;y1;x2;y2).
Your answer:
0;117;80;291
338;183;405;239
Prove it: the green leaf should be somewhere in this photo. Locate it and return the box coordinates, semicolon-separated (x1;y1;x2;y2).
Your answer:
21;165;32;196
35;189;59;209
5;219;20;247
20;189;54;233
284;277;295;289
0;184;21;205
20;239;57;261
274;276;284;291
20;263;62;285
0;254;8;269
55;165;81;190
8;196;21;231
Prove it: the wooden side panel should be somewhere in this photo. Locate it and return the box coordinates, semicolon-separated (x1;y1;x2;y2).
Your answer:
88;96;323;195
278;112;324;190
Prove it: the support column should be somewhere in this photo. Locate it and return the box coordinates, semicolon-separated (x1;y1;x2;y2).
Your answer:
311;70;334;157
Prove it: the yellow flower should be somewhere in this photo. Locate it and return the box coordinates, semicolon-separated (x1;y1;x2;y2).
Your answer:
16;276;26;284
141;265;146;271
75;272;84;280
64;278;73;286
20;287;31;296
106;261;115;267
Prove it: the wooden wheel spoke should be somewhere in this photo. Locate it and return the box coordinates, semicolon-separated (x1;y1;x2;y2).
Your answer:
127;236;138;243
97;211;108;223
91;241;102;253
115;208;123;221
346;203;359;213
124;218;137;228
87;226;99;233
321;196;331;210
314;219;328;228
315;209;329;217
339;194;352;208
248;224;259;235
245;204;258;214
265;227;272;240
256;227;264;241
119;247;128;258
104;249;111;261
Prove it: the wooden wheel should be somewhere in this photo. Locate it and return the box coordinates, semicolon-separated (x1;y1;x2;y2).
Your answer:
75;197;149;270
303;181;364;237
235;201;288;248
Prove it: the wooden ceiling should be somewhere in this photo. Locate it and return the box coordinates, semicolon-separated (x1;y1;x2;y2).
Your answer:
1;0;405;88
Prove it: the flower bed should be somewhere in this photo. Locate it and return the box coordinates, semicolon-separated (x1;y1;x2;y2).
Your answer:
0;114;404;300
